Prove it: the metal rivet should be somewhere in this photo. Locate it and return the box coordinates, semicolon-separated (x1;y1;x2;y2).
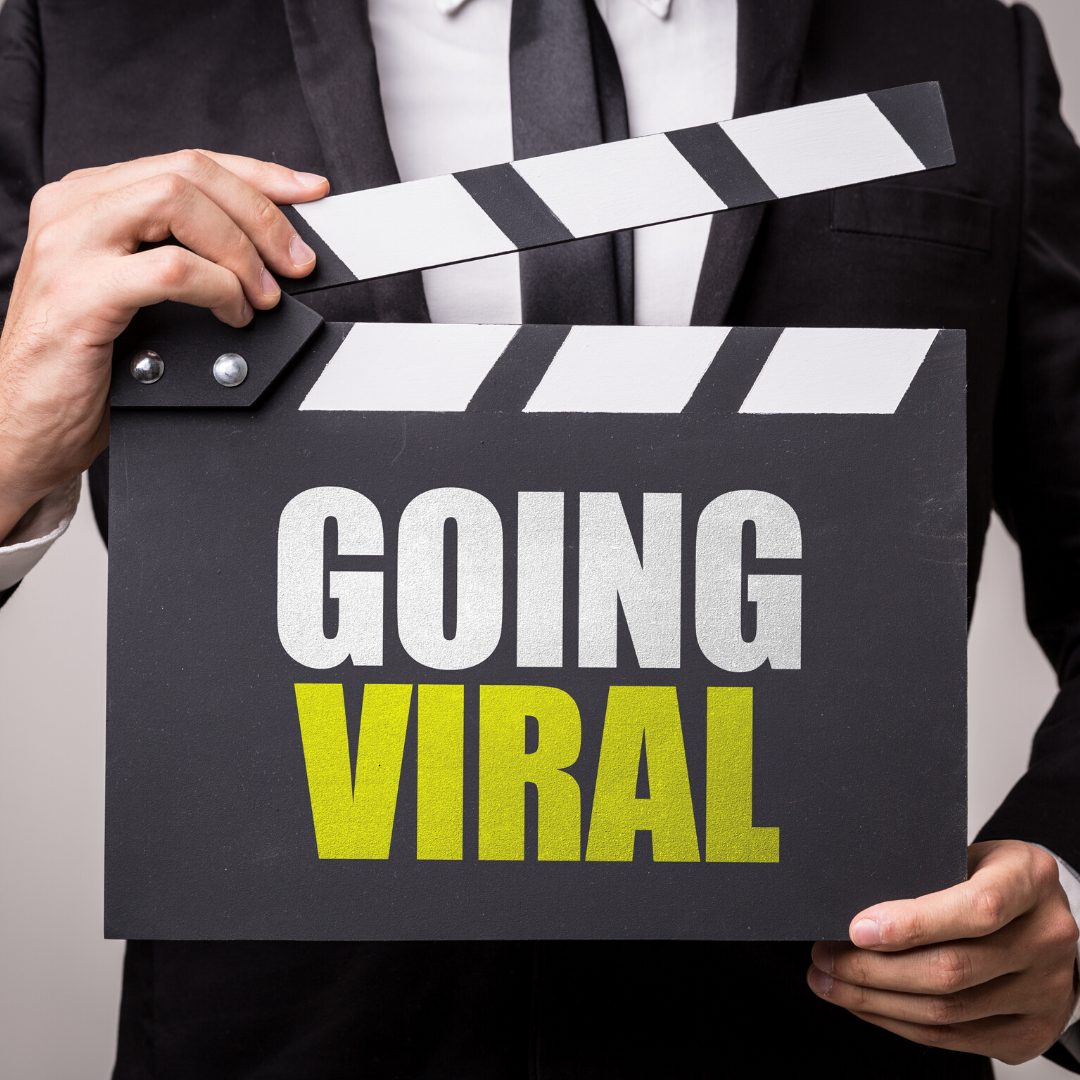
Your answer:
213;352;248;388
130;350;164;384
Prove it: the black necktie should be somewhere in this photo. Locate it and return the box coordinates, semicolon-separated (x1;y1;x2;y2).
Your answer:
509;0;632;325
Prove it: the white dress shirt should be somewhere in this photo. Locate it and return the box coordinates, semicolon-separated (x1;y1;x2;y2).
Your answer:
367;0;736;326
2;0;1079;1050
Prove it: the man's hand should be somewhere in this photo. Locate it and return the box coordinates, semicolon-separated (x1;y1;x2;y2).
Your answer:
807;840;1080;1065
0;149;330;539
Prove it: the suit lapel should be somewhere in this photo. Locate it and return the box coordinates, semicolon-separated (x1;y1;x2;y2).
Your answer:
691;0;815;327
282;0;429;322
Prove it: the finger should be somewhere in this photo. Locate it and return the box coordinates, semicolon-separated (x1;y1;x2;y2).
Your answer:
811;923;1027;993
188;148;329;203
806;965;1033;1025
64;149;328;204
105;246;252;328
848;844;1050;951
848;1010;1007;1056
64;150;326;277
848;1009;1058;1066
98;173;279;309
153;150;325;275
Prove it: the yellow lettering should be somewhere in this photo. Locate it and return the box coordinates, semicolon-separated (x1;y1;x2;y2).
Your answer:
478;685;581;860
586;686;699;862
294;683;412;859
416;684;464;860
705;686;779;862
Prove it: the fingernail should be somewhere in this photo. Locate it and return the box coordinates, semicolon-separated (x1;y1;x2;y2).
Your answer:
240;301;253;324
293;171;328;189
290;233;316;267
813;943;835;974
851;918;882;947
259;266;278;297
808;966;833;996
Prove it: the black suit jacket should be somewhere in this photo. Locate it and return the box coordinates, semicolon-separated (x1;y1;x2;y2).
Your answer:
2;0;1080;1076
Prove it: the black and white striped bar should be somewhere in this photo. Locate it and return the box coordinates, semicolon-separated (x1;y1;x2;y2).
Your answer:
298;324;946;415
290;82;953;292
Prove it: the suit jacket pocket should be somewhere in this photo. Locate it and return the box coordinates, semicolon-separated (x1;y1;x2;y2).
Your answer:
830;184;994;253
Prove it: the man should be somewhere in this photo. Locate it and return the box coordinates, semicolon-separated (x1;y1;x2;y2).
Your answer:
2;0;1080;1075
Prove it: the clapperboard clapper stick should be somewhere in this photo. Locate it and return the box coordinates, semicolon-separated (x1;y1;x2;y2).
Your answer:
284;81;953;294
112;81;953;405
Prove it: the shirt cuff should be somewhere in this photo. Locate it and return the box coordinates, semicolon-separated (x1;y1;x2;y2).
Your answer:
0;477;81;591
1031;844;1080;1061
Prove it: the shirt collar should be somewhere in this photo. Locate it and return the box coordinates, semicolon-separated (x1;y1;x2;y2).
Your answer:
436;0;673;18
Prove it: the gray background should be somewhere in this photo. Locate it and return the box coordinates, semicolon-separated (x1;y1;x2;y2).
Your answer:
0;0;1077;1073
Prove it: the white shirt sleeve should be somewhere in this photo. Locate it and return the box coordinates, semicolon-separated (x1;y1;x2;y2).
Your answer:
0;477;81;592
1032;844;1080;1061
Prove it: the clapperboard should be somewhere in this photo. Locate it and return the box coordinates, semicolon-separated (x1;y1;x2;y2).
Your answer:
105;83;967;940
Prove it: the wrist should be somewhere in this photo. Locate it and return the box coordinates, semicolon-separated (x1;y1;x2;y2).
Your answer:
0;315;109;533
0;473;80;548
0;414;85;541
0;487;54;543
0;447;71;542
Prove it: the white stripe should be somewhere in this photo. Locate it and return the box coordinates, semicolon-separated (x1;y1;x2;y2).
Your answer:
512;134;724;239
293;173;513;281
299;322;518;412
739;328;939;414
523;325;729;413
723;93;923;199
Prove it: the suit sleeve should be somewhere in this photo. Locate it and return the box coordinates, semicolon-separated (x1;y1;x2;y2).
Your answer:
973;5;1080;1072
0;0;47;612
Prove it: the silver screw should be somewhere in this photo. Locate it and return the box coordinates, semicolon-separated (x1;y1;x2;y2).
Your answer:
130;350;164;384
213;352;248;387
